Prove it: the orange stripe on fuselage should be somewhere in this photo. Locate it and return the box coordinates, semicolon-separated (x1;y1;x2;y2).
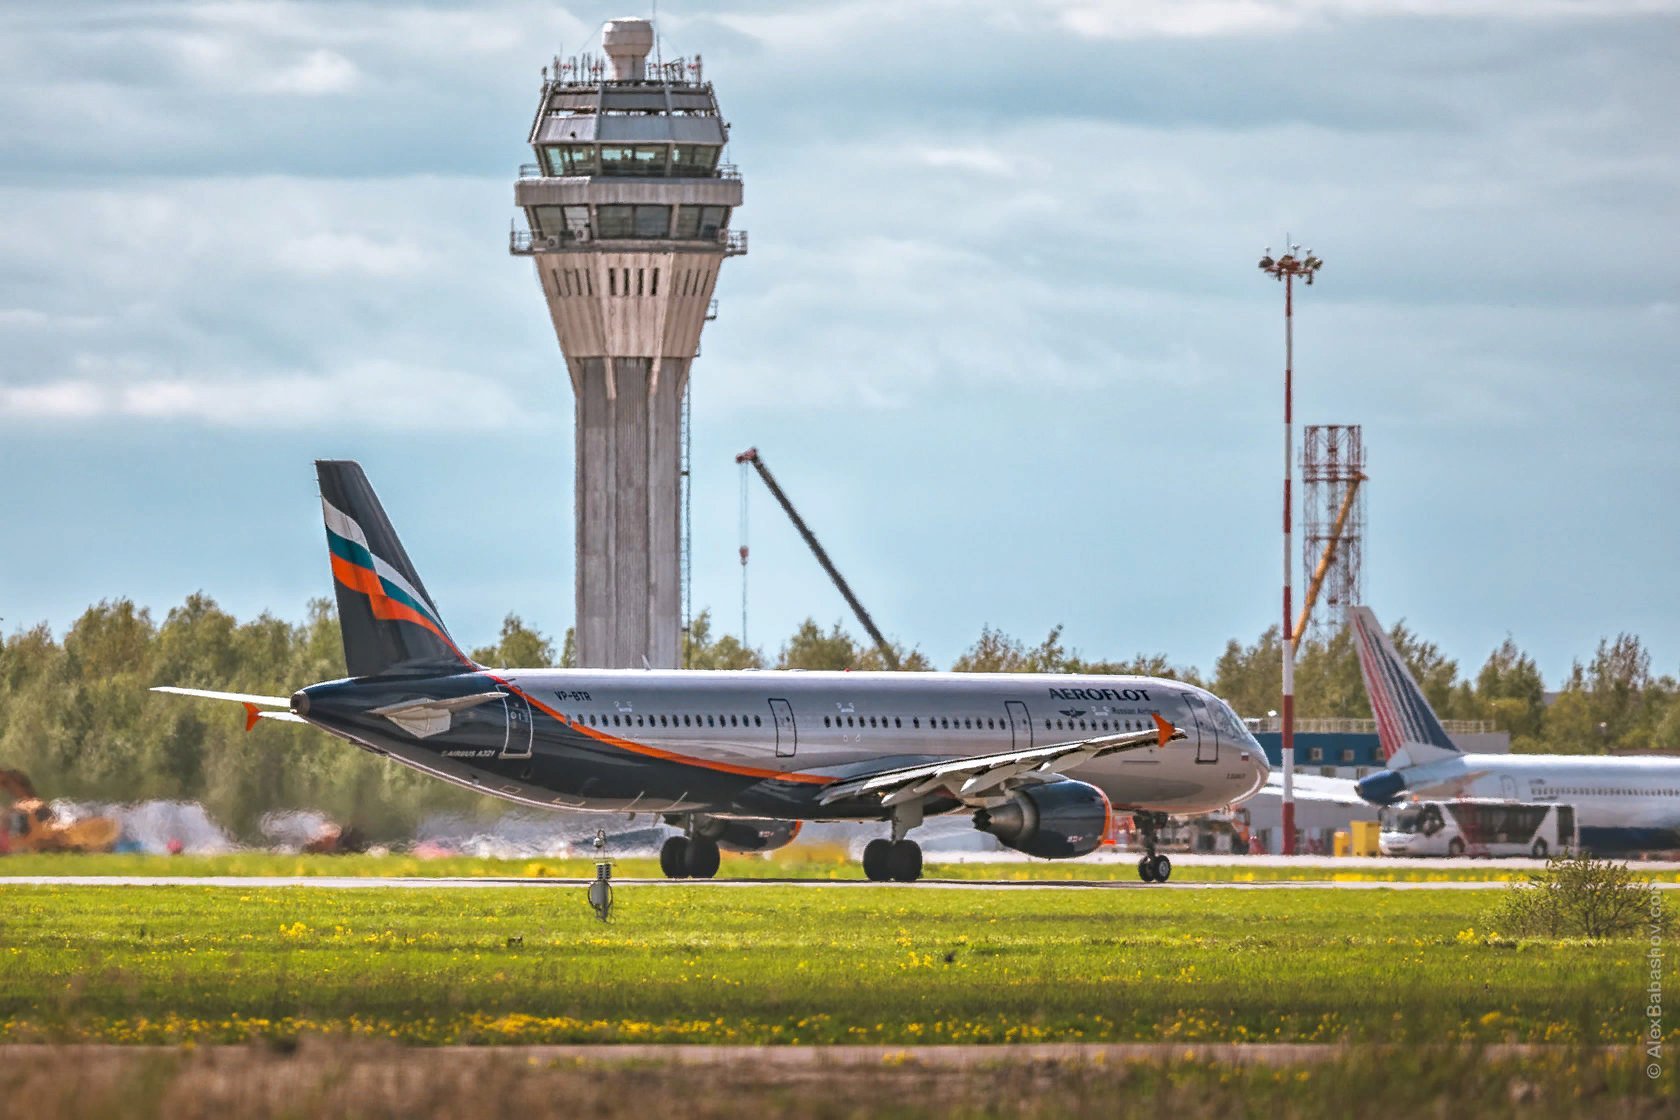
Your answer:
485;672;833;787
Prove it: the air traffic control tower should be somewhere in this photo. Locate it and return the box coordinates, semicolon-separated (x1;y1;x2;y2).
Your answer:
511;18;745;669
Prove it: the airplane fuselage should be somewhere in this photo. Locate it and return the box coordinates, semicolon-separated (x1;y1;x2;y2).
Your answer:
296;668;1270;822
1392;753;1680;851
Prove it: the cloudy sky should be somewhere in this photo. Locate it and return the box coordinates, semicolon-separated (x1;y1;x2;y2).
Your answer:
2;0;1676;685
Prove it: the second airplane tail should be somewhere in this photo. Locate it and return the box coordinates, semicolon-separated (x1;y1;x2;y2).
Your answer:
1350;606;1461;768
317;460;473;679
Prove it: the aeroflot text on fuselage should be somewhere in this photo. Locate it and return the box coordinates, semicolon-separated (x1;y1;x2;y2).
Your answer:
1048;687;1153;702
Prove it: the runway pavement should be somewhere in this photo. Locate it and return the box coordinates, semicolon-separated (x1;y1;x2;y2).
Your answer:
5;874;1678;890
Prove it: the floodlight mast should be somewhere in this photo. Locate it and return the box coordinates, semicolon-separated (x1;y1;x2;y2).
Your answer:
1257;244;1323;856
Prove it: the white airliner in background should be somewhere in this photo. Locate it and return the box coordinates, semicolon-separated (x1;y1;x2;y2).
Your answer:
1281;605;1680;854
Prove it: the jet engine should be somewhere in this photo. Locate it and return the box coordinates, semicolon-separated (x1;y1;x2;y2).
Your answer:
693;816;803;853
972;779;1111;859
1355;770;1407;805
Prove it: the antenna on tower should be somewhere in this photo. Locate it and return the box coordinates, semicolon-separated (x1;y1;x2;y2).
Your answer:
652;0;663;70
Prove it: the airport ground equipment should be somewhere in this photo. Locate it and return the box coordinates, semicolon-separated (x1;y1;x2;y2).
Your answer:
735;447;901;671
0;770;120;854
511;17;746;670
588;828;613;921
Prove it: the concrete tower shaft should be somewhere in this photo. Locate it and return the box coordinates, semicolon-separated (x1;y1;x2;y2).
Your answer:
512;18;744;669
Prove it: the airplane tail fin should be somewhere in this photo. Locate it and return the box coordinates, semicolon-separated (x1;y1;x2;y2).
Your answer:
1349;606;1461;768
317;460;473;678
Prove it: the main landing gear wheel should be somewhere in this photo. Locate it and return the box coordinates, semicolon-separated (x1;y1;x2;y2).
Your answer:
684;835;721;879
862;838;893;882
1134;812;1170;884
885;839;923;883
660;836;690;879
1136;854;1172;883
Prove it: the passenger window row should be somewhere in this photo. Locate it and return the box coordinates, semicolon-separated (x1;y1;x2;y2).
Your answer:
574;712;764;730
817;715;1147;733
565;711;1152;735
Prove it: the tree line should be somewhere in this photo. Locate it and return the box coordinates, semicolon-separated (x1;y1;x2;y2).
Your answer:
2;595;1675;841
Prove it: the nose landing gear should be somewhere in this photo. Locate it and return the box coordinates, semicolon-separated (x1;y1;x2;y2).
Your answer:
1134;811;1172;883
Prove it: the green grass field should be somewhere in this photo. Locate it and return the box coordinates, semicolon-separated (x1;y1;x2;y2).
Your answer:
0;883;1672;1048
6;850;1676;882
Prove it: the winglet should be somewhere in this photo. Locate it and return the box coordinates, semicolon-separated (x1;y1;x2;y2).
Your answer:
242;702;262;733
1153;712;1174;748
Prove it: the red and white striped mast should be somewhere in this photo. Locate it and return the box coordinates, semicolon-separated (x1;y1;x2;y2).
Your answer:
1258;242;1323;856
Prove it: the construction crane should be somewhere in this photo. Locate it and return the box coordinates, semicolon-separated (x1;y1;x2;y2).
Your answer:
736;447;900;670
1292;469;1366;653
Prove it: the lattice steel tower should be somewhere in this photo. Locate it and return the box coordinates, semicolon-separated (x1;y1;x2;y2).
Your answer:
511;18;745;669
1300;425;1367;644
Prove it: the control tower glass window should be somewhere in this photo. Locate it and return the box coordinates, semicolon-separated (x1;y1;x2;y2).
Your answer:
671;145;720;177
633;205;671;239
599;145;668;176
543;145;597;176
596;205;671;240
697;206;729;239
531;205;592;240
597;205;634;239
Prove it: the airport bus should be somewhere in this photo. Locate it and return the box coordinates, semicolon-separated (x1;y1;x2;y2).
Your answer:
1378;799;1576;858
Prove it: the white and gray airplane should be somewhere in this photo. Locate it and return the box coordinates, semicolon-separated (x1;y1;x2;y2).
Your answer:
1287;605;1680;853
157;461;1271;883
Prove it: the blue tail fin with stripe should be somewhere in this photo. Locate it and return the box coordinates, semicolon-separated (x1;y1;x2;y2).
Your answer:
317;460;473;678
1349;606;1461;767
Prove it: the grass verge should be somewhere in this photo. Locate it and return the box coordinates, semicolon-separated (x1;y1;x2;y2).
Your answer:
0;884;1672;1047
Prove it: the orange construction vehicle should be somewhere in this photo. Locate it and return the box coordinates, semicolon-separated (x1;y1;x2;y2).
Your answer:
0;769;120;854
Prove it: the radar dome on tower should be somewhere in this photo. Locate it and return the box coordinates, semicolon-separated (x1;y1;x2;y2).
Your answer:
601;17;655;79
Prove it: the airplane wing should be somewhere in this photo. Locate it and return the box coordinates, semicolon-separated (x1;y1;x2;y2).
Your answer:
151;686;305;731
1258;771;1367;805
816;714;1185;808
1405;770;1489;799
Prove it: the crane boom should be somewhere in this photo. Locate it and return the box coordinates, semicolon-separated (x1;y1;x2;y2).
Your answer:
735;447;900;670
1293;472;1365;652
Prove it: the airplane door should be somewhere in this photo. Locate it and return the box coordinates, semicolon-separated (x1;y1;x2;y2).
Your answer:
1005;701;1033;750
1182;694;1219;764
768;698;797;758
1499;774;1518;801
499;691;533;760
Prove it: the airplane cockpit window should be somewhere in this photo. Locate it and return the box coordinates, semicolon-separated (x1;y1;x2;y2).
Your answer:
1212;699;1260;748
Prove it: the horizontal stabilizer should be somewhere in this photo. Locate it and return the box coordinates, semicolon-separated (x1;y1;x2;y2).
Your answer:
151;686;302;733
152;686;292;707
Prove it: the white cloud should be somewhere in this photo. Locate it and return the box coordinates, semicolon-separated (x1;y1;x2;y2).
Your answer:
1053;0;1680;40
269;232;430;277
0;379;107;419
255;48;360;95
1;361;533;431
